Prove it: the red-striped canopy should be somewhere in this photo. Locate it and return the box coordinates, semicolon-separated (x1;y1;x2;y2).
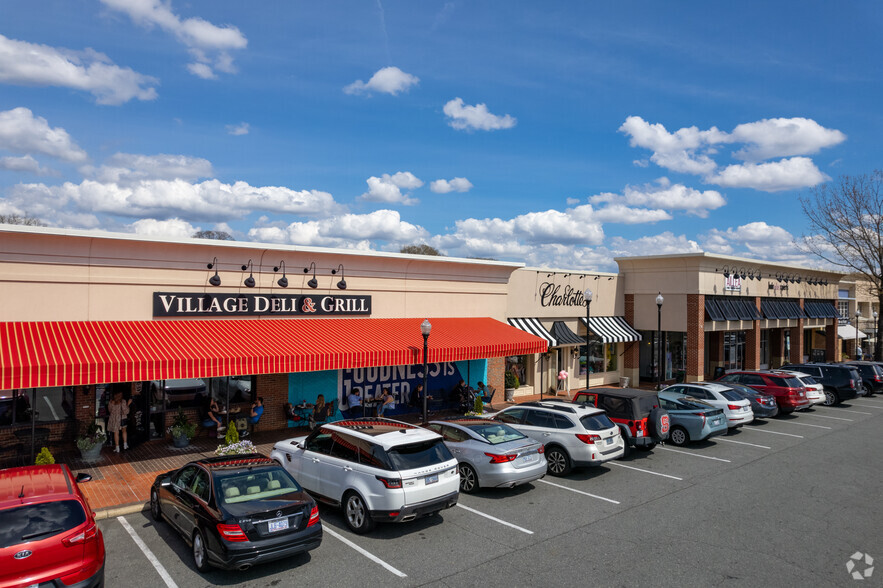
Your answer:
0;317;548;390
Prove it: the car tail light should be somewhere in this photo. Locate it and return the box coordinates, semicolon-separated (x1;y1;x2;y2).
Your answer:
692;412;706;426
217;523;249;542
850;379;856;389
307;505;320;527
485;452;518;463
537;445;545;454
727;404;741;410
375;475;403;489
575;433;601;444
62;522;98;547
875;375;882;383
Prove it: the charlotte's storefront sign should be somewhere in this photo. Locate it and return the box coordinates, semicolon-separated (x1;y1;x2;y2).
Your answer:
725;276;742;292
539;282;587;307
153;292;372;317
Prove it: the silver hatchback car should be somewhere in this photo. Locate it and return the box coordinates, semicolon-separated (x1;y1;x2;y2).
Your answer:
426;418;547;493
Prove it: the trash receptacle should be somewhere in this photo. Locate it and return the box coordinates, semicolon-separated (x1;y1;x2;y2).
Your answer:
619;377;629;388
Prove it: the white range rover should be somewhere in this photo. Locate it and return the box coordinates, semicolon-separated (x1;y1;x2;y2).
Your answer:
270;418;459;533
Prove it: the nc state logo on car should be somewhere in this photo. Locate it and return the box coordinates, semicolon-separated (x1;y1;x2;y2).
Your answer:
660;415;670;434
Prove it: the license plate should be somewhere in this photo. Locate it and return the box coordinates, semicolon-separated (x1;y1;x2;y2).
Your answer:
605;437;614;445
712;418;721;425
425;474;438;485
268;517;289;533
521;454;534;462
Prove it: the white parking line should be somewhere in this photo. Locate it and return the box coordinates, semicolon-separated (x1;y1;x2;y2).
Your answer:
537;479;621;504
456;504;534;534
799;413;853;422
610;462;683;481
657;447;731;462
323;527;407;578
742;427;803;438
828;408;872;415
775;420;832;430
117;516;179;588
716;438;771;450
847;402;883;410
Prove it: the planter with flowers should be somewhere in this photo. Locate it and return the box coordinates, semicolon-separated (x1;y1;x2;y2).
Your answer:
76;421;107;463
167;407;196;448
214;421;256;455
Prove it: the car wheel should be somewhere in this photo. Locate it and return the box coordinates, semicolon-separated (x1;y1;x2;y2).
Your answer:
343;491;375;534
823;388;837;406
458;463;479;494
545;446;572;476
669;426;689;447
150;489;163;522
635;443;655;451
192;529;211;572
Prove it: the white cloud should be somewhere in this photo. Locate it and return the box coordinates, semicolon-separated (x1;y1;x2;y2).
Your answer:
100;0;247;79
593;204;672;224
633;159;649;168
566;197;580;205
443;98;516;131
81;153;213;184
590;179;726;218
729;118;846;162
701;222;809;263
0;34;158;105
343;66;419;96
0;154;53;175
129;217;198;239
608;232;702;258
619;116;724;175
706;157;828;192
429;177;473;194
359;171;423;205
0;107;88;162
226;122;249;136
248;209;427;249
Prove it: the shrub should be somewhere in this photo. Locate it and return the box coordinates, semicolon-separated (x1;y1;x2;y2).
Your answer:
167;407;196;439
35;447;55;465
473;395;484;414
224;420;240;445
505;370;519;389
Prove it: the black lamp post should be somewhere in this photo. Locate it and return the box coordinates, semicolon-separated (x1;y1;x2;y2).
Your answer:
585;288;593;390
656;292;664;391
421;319;431;424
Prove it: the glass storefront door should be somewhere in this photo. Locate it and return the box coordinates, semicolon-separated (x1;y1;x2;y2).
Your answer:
723;331;745;371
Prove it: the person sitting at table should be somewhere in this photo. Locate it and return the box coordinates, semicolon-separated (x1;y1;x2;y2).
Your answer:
476;381;493;403
241;397;263;437
203;397;224;432
377;388;394;417
308;395;326;430
347;387;363;418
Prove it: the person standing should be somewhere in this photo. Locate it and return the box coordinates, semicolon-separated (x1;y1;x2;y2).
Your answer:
107;391;132;453
347;387;363;418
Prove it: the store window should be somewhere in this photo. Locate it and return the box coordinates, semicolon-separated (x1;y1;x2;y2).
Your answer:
723;331;746;371
506;356;530;387
0;387;75;427
605;343;617;372
838;300;849;324
760;330;770;368
587;340;604;374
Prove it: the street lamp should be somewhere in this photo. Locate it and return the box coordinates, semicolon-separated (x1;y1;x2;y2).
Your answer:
421;319;432;424
585;289;593;391
656;292;664;391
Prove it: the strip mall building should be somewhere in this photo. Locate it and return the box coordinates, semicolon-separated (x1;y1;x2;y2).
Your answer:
0;226;876;455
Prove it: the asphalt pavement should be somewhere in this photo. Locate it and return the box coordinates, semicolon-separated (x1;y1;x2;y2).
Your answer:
99;397;883;587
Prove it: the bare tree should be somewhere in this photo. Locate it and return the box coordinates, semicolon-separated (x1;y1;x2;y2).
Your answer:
0;213;46;226
193;230;234;241
799;170;882;360
400;244;440;256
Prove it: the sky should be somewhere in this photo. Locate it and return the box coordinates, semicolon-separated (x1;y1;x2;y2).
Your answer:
0;1;880;271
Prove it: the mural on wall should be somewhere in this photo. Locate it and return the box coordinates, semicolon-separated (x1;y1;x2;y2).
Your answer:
286;360;488;424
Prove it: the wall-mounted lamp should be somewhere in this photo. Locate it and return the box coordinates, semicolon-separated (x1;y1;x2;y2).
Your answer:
241;260;256;288
273;261;288;288
207;257;221;287
332;264;347;290
563;273;571;278
546;272;554;277
768;283;774;291
303;262;318;289
594;275;600;280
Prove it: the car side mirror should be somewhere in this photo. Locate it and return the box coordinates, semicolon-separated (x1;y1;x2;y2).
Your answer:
292;441;303;449
75;472;92;484
160;476;172;487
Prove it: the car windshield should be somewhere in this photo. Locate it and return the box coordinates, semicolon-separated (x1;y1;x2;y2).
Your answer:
580;413;615;431
387;439;454;470
0;499;86;549
466;423;526;444
215;468;301;505
719;390;744;402
680;398;715;410
770;376;802;388
798;375;818;385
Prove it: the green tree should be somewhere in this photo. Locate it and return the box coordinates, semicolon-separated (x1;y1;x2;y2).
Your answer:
800;170;883;360
400;244;440;256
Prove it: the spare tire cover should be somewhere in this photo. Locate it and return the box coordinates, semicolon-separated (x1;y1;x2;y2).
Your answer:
648;407;670;440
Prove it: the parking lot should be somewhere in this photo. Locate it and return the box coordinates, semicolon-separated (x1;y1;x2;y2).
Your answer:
99;397;883;586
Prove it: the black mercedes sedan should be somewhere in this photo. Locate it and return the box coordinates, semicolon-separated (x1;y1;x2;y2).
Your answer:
150;454;322;572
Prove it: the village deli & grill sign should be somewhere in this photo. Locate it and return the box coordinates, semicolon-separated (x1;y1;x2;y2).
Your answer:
153;292;372;317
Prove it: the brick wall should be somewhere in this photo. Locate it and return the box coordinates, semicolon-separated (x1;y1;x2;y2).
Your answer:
255;374;290;430
487;356;505;393
826;322;839;362
686;294;705;382
744;297;761;370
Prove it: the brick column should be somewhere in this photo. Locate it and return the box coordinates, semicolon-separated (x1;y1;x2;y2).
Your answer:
686;294;705;382
74;385;96;435
624;294;640;385
744;297;761;370
256;373;290;431
487;356;505;395
826;321;839;362
792;298;805;363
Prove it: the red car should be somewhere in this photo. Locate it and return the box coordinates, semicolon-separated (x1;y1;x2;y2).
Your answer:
0;464;105;588
716;370;810;414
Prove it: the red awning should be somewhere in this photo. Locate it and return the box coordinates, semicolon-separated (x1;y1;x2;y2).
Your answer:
0;317;548;390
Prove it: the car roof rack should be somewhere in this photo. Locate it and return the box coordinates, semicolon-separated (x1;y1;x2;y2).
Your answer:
520;401;577;413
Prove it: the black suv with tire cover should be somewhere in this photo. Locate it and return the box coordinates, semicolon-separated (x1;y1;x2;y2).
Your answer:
780;363;859;405
572;388;670;452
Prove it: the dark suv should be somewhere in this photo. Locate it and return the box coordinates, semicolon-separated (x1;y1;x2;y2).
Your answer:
780;363;859;405
572;388;670;452
845;361;883;396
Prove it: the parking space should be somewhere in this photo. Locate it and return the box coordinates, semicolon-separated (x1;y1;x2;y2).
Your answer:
101;401;882;586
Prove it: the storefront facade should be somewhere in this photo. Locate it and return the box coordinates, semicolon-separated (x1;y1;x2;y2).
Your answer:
0;226;547;458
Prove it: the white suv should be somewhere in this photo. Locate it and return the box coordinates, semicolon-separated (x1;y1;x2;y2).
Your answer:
270;418;459;533
492;401;624;476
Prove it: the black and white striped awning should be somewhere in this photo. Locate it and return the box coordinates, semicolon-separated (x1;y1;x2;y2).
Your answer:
550;321;584;346
507;318;557;347
580;316;642;343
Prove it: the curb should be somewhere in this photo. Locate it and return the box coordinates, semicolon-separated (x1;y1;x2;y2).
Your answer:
94;502;149;521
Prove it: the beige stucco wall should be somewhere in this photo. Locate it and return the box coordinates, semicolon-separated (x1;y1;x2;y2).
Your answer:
507;267;622;318
0;226;522;322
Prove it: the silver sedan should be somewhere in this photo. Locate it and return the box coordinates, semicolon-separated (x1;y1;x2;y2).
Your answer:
426;418;547;493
